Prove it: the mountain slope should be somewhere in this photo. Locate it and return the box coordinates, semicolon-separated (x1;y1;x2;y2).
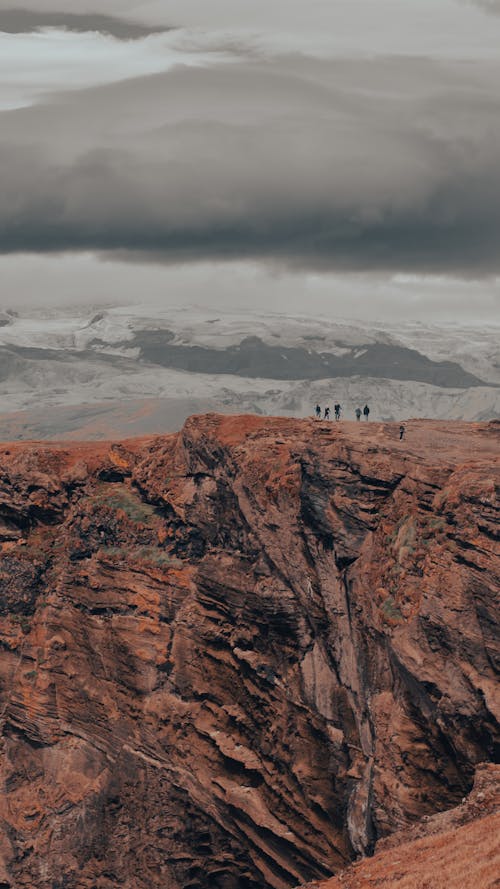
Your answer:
126;331;487;387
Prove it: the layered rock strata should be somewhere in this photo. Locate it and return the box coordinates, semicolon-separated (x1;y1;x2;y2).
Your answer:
0;416;498;888
306;763;500;889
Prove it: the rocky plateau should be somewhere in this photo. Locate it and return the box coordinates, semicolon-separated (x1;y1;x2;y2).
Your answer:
0;415;498;888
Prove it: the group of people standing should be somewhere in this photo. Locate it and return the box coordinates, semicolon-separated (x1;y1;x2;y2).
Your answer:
315;403;370;421
314;403;406;439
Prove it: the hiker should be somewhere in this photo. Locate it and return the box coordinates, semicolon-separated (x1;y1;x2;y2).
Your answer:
399;424;405;440
355;407;362;421
334;403;341;421
324;407;330;420
315;404;321;419
363;404;370;420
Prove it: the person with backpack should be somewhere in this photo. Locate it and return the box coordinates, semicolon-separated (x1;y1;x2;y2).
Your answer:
355;407;362;421
334;403;341;421
363;404;370;420
315;404;321;419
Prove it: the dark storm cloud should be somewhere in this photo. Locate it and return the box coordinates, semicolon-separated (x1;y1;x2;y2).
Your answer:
469;1;500;13
1;56;500;274
0;8;167;39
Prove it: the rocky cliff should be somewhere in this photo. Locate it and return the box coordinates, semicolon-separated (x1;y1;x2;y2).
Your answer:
306;762;500;889
0;415;498;889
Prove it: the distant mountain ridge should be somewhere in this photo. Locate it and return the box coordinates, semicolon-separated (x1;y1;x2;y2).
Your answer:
0;307;499;439
126;330;488;387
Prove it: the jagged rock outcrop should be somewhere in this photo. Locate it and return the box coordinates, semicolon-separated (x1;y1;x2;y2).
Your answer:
0;415;498;888
305;762;500;889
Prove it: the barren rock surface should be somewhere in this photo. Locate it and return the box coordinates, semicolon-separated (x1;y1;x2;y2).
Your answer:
0;416;498;888
305;763;500;889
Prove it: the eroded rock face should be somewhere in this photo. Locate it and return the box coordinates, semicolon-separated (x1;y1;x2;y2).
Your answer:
0;416;498;889
308;763;500;889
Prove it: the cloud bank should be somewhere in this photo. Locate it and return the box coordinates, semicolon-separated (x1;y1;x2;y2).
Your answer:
469;0;500;14
0;8;168;38
1;1;500;298
1;53;500;276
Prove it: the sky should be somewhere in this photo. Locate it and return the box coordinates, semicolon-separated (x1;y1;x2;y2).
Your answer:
1;0;500;321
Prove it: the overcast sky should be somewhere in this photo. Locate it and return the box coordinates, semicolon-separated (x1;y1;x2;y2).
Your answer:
1;0;500;321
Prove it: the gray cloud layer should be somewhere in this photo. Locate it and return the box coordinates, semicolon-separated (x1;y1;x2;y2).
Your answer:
1;44;500;275
470;1;500;13
0;8;167;38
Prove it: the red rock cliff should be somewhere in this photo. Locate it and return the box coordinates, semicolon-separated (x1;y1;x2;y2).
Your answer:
306;762;500;889
0;415;498;889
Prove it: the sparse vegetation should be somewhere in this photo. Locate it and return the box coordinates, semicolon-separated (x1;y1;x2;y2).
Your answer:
99;545;176;567
89;485;157;525
428;516;447;532
9;613;31;633
381;596;403;622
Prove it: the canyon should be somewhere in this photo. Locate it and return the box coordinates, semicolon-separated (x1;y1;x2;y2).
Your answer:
0;415;498;888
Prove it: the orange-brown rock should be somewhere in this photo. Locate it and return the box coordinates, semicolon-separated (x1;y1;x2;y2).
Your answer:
305;762;500;889
0;416;498;889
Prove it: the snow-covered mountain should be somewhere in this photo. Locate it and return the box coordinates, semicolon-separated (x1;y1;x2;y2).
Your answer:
0;304;498;440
